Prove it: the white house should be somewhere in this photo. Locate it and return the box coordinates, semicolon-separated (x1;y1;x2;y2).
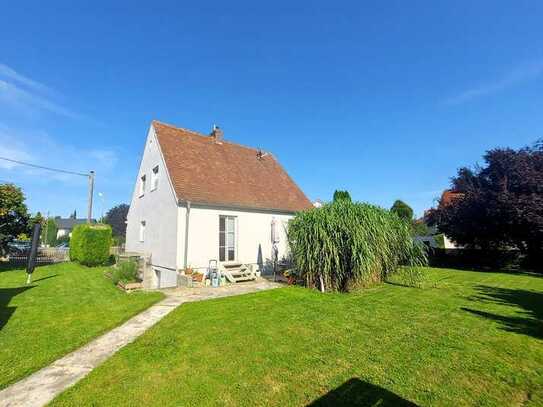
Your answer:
125;120;312;288
55;217;95;239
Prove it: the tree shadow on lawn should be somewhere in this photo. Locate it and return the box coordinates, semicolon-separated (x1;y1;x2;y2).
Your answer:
307;378;418;407
462;285;543;340
31;274;58;283
0;262;23;272
0;286;34;331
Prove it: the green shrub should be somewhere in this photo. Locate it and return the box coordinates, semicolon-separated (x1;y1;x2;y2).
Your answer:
70;224;112;266
386;266;426;288
333;190;351;202
390;199;414;221
111;260;139;285
111;235;125;246
287;200;427;292
433;234;446;249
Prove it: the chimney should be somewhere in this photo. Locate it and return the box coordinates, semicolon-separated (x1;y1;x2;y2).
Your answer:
210;124;223;143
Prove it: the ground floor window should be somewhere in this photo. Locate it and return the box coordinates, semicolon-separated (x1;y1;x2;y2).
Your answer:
219;215;236;261
139;221;146;242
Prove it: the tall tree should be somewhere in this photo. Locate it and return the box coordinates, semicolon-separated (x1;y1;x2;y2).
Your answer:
42;218;58;246
333;190;351;202
390;200;414;221
428;141;543;268
29;211;45;229
104;204;129;239
0;184;30;255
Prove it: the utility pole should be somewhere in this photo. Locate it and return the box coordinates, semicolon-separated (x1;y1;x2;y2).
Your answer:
44;211;50;247
87;171;95;223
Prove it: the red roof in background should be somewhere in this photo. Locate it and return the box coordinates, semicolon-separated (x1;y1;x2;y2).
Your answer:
439;190;464;208
153;121;313;213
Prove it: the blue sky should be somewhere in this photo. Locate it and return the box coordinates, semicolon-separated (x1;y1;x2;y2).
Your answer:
1;1;543;218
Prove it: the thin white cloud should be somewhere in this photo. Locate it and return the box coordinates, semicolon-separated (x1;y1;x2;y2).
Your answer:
0;80;81;119
445;60;543;105
0;126;117;183
0;146;32;170
89;149;118;171
0;63;85;120
0;63;53;94
0;125;34;170
0;126;130;216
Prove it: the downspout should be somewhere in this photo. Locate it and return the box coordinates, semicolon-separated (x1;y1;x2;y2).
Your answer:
183;201;191;270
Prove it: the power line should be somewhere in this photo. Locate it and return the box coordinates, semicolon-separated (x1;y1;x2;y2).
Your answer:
0;156;89;177
0;156;95;223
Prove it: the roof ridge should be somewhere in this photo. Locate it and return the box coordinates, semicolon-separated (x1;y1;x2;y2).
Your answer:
152;120;206;138
152;119;269;155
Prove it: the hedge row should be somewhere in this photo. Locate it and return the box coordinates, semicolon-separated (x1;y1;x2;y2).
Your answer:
70;224;112;266
428;248;522;271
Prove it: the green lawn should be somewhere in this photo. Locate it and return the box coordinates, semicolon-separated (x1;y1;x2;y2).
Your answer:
0;262;164;389
51;268;542;406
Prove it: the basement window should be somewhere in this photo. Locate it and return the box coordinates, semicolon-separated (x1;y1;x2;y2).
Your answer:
219;215;236;262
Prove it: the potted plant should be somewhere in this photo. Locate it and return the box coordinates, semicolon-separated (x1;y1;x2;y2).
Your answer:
192;272;204;282
111;261;143;291
283;269;299;285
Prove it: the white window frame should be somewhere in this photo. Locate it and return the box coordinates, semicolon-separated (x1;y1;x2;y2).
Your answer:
139;220;146;242
139;174;146;197
219;215;236;262
151;165;159;191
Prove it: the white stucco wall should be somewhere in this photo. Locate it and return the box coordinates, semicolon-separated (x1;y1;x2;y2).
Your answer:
125;125;179;287
178;203;294;273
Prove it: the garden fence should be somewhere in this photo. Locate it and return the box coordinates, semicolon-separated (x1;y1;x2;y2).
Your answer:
7;247;70;267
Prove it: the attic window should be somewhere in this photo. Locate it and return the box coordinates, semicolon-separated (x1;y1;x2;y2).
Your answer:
151;165;159;191
139;174;146;197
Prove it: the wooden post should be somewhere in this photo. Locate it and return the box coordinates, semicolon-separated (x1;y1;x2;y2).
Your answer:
87;171;95;223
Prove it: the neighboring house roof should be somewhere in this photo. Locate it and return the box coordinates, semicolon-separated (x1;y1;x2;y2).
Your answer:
439;190;464;208
55;218;96;230
152;120;312;212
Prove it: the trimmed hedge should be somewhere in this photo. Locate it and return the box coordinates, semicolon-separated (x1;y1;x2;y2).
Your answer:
70;224;112;266
428;248;522;271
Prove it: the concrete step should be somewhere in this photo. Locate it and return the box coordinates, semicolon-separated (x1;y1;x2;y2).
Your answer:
233;276;256;282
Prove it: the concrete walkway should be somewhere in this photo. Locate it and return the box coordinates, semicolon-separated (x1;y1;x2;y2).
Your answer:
0;279;281;407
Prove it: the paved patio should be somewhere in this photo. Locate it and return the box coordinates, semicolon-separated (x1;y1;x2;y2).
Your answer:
0;279;282;407
163;278;282;300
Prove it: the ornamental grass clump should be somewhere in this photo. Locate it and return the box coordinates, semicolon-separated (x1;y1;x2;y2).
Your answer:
287;200;427;292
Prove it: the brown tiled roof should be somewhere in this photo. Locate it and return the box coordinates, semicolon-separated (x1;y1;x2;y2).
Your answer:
439;190;464;208
153;121;312;212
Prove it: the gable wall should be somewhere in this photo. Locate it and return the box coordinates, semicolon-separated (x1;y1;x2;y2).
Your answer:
125;125;179;286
